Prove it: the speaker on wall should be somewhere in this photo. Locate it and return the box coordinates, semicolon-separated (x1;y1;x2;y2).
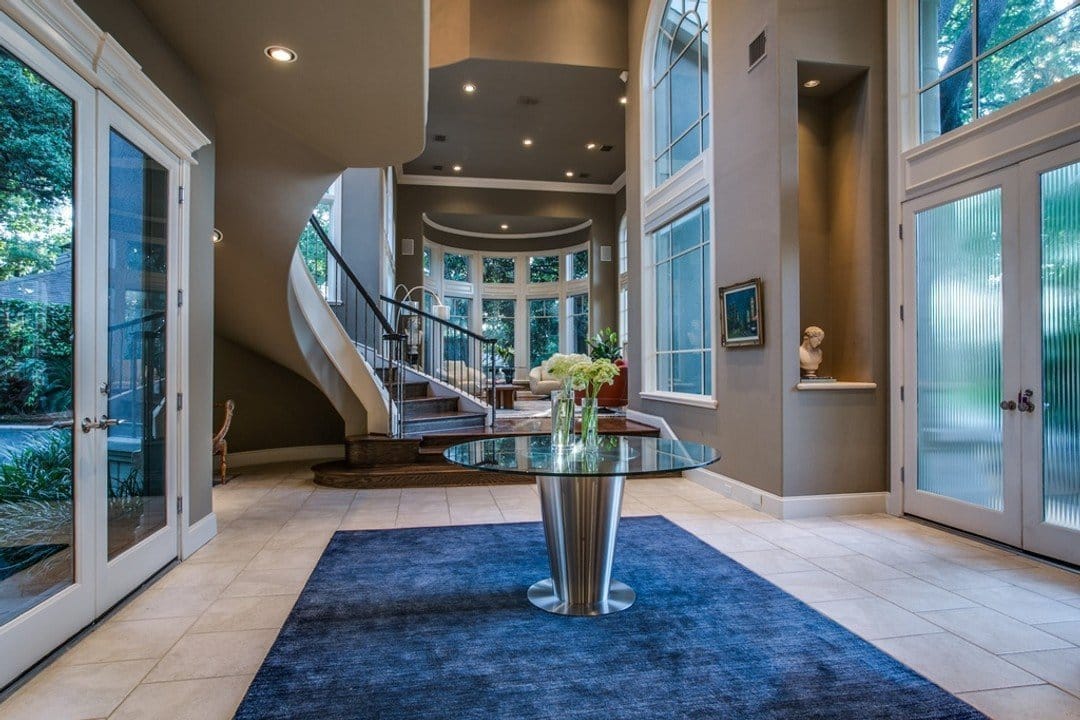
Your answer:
600;245;613;262
401;238;415;256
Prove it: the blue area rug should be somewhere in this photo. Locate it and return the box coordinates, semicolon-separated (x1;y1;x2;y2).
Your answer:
235;517;986;719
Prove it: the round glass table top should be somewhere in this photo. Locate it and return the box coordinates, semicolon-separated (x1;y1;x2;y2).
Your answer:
443;435;721;478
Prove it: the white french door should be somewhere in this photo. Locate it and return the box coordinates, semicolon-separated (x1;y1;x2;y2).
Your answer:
0;18;181;688
94;96;180;610
903;142;1080;565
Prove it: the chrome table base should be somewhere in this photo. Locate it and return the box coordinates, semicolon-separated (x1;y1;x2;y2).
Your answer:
529;474;635;616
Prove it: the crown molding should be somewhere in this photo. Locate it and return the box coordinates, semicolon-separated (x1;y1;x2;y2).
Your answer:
422;213;592;240
397;171;624;195
2;0;210;160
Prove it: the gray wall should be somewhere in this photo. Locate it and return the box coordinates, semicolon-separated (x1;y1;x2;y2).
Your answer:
396;184;620;333
214;336;343;453
76;0;216;523
623;0;887;498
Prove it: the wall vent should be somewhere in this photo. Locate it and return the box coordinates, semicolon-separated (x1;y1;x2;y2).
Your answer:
600;144;615;152
517;95;541;106
432;134;447;142
577;172;591;179
432;165;444;171
748;29;767;71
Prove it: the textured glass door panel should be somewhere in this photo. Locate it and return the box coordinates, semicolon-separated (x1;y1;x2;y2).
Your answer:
106;130;168;560
916;189;1005;510
0;46;76;626
1041;161;1080;531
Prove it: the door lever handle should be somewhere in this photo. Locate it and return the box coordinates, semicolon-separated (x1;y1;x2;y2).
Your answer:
1018;389;1036;413
1000;400;1016;411
81;415;126;433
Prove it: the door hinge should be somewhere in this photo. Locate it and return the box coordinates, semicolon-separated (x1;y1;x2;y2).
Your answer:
900;304;904;322
176;393;183;411
898;223;904;240
177;496;183;515
900;385;905;402
178;186;185;204
177;289;184;308
900;466;905;484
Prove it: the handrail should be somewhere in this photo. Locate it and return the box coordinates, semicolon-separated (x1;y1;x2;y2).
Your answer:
381;294;496;345
307;216;402;339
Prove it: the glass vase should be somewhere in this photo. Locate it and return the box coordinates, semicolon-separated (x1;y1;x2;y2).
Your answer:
580;397;600;452
550;381;576;452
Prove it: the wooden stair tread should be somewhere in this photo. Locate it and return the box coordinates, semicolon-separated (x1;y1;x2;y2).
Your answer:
402;410;487;423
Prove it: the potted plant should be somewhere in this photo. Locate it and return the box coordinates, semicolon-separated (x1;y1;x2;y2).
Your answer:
493;344;515;383
576;328;628;408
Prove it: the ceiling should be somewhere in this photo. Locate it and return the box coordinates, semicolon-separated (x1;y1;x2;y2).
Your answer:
132;0;428;166
797;61;868;98
426;212;587;236
403;58;627;185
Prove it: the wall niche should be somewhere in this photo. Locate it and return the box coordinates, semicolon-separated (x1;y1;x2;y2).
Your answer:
796;61;874;385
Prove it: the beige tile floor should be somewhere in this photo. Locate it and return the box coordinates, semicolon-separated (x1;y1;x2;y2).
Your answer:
1;461;1078;720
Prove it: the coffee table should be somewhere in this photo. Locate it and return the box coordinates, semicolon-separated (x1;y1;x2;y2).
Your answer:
444;435;720;616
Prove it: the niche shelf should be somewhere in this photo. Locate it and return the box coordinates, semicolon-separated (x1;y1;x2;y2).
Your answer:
796;61;876;387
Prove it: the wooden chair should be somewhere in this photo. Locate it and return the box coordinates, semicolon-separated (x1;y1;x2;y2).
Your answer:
212;400;235;485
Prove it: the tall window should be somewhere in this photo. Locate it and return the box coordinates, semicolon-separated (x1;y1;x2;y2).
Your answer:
618;215;629;346
423;241;589;374
643;0;714;402
653;0;710;186
569;293;590;354
918;0;1080;142
298;176;342;302
652;204;711;396
529;298;560;368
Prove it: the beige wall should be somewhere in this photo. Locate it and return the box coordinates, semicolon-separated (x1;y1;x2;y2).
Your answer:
624;0;888;498
77;0;217;523
397;184;620;333
214;337;343;453
432;0;628;69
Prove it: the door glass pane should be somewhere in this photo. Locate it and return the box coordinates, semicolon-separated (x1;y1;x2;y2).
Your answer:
916;188;1004;510
1041;160;1080;531
107;130;168;559
569;293;589;354
0;46;75;625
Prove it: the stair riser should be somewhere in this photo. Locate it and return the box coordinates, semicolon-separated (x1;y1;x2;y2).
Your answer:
345;438;420;468
400;397;459;418
403;415;487;434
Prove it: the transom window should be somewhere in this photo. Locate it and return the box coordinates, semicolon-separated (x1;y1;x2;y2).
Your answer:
918;0;1080;142
653;0;710;186
483;256;515;283
529;254;560;283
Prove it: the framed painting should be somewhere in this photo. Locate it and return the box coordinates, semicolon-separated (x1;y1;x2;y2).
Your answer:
719;278;763;347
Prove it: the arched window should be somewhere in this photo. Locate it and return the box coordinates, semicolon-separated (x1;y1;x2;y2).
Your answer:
652;0;709;186
641;0;714;405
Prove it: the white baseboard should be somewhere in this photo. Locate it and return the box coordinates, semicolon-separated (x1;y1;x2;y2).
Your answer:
624;408;676;439
684;467;890;519
180;511;217;559
229;444;344;468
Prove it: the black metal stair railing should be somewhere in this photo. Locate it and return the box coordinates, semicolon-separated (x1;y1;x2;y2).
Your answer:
380;294;498;426
306;216;408;437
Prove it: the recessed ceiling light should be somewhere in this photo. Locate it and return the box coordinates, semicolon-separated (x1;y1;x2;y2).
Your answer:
565;170;575;178
618;96;628;105
463;82;477;93
586;142;597;150
522;138;533;147
452;164;463;172
803;79;821;88
500;223;510;230
265;46;297;63
211;228;223;244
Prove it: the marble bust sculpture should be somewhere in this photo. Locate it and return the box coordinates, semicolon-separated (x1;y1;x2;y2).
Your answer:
799;326;825;377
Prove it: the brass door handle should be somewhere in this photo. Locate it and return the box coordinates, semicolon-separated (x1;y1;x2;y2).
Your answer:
1000;400;1016;411
1018;389;1036;413
81;415;125;433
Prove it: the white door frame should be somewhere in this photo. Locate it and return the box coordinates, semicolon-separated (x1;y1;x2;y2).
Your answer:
901;169;1024;546
1018;142;1080;566
0;13;96;688
93;94;181;612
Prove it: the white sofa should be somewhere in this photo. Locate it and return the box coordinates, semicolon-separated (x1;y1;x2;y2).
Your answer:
528;365;563;397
